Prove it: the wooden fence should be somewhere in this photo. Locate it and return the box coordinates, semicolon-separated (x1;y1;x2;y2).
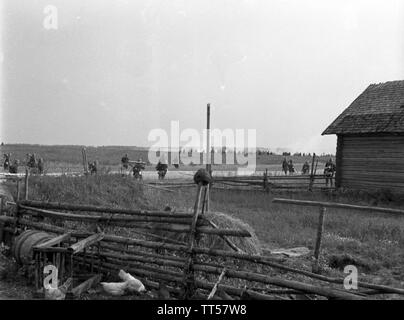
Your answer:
272;198;404;274
0;174;403;300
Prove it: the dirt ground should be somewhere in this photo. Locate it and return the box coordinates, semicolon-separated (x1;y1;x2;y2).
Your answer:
0;251;34;300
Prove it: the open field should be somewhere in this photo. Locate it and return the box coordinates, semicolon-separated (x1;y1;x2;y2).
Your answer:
5;174;403;291
0;144;334;174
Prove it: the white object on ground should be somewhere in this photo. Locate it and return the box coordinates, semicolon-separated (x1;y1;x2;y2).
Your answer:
118;269;146;293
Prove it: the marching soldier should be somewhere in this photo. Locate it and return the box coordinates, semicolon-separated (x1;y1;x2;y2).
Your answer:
121;154;129;168
27;153;36;168
37;158;44;174
88;161;98;175
156;160;168;180
133;158;145;180
9;159;19;174
282;158;288;175
288;159;295;175
324;158;336;187
302;161;310;175
3;153;11;171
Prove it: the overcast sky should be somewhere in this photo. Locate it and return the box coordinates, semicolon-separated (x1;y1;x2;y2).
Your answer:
1;0;403;153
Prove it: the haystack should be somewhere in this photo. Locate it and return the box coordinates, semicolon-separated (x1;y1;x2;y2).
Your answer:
150;211;262;255
199;211;262;255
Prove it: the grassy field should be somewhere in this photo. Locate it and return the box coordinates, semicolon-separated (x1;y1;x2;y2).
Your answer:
7;174;403;290
149;184;404;284
0;143;334;174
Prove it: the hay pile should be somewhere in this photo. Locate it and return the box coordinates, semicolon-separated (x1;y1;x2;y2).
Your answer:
199;211;262;255
153;211;262;256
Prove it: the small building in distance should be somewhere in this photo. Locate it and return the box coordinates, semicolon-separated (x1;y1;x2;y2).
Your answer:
322;80;404;193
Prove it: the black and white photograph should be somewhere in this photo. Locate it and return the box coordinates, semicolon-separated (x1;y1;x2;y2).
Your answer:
0;0;403;308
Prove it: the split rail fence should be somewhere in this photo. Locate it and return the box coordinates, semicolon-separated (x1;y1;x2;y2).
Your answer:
0;174;403;300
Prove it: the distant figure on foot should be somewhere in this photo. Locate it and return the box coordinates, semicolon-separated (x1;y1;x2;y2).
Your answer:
3;153;11;171
282;158;288;175
9;159;19;174
121;154;129;169
133;159;145;180
324;158;336;187
156;161;168;180
302;161;310;175
27;153;37;169
88;160;98;175
288;160;295;175
37;158;44;174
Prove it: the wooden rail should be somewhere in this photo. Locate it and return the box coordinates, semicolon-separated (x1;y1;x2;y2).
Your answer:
273;197;404;275
1;214;403;298
273;198;404;216
2;173;403;300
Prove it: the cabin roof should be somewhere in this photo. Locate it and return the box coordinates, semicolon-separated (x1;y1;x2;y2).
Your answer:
322;80;404;135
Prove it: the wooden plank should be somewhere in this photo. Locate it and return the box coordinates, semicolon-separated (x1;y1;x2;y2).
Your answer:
71;274;102;297
68;233;104;254
272;198;404;216
34;233;71;249
20;200;196;218
207;268;227;300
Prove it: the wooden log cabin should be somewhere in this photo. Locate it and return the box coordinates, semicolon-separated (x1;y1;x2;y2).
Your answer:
322;80;404;193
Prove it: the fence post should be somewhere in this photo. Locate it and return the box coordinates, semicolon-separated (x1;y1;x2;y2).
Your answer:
16;179;21;202
0;198;4;242
263;169;269;192
308;153;316;191
312;206;326;273
183;183;203;299
25;168;29;200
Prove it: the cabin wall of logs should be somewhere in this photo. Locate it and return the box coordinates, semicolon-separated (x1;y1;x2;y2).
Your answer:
336;134;404;193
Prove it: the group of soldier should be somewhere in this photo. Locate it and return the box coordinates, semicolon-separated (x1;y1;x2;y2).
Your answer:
282;158;312;175
281;157;336;187
87;160;98;175
2;153;44;174
121;154;168;179
282;158;297;175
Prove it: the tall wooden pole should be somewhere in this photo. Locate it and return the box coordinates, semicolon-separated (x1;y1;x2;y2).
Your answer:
206;104;211;212
24;168;29;200
206;103;211;172
82;148;88;175
309;153;316;191
16;179;20;202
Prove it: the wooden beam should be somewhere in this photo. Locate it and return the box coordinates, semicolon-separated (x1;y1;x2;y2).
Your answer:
5;215;404;295
272;198;404;216
71;274;102;297
20;200;196;218
68;233;104;254
34;233;71;249
207;268;227;300
18;205;250;237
